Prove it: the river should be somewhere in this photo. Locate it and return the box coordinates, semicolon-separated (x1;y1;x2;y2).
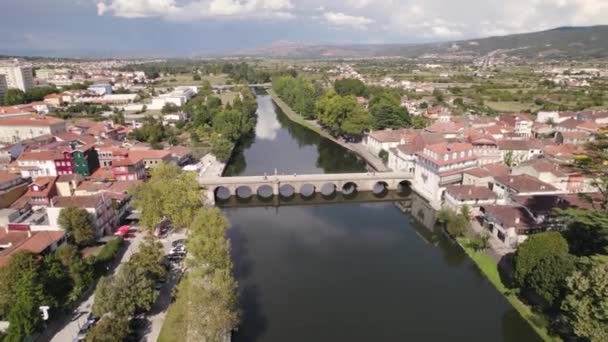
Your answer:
221;93;540;342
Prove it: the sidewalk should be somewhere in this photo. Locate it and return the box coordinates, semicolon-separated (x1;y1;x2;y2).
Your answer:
142;231;188;342
49;232;146;342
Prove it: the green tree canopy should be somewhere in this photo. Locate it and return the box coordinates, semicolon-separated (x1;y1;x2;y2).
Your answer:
92;263;157;318
272;76;316;119
369;93;410;130
4;89;26;105
131;163;203;231
211;136;233;162
561;262;608;342
187;209;232;273
86;316;130;342
525;254;576;307
334;78;368;97
514;232;569;287
58;207;96;246
316;91;370;136
130;235;167;281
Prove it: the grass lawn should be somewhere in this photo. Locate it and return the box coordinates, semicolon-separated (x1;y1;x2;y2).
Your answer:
457;238;560;342
156;73;230;86
157;276;189;342
485;101;540;112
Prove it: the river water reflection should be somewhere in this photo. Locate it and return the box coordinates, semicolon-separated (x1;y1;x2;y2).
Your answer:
222;94;540;342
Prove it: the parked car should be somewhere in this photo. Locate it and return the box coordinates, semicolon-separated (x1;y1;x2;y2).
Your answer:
170;246;186;254
86;312;98;325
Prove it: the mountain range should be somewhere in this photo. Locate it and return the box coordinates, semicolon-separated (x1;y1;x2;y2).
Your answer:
234;25;608;59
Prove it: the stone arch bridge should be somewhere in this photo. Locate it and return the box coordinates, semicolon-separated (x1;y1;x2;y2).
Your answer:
199;172;414;205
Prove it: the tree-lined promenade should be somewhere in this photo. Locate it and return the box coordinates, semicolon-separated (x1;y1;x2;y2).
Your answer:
131;164;239;342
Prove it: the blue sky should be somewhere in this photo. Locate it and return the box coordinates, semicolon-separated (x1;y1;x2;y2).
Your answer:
1;0;607;57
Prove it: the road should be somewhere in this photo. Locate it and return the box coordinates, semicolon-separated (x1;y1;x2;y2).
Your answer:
49;231;146;342
142;231;187;342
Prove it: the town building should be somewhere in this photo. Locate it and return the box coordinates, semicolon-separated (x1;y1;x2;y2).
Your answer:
0;116;66;143
24;176;58;207
491;174;563;199
47;194;117;236
87;83;113;96
0;228;65;268
479;205;541;247
0;59;34;92
111;157;146;181
364;128;412;155
0;75;6;101
462;163;511;187
444;185;501;214
126;150;172;169
498;114;533;137
0;172;28;209
414;142;477;205
17;150;60;179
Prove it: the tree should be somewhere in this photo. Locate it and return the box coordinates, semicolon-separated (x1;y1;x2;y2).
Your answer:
130;235;167;281
186;269;240;342
558;208;608;256
55;244;93;302
561;262;608;342
341;105;372;136
193;74;202;81
211;136;233;162
58;207;96;246
92;263;157;318
131;163;203;231
187;209;232;273
86;316;130;342
161;103;180;114
212;110;245;142
525;254;576;307
514;232;569;287
436;208;469;237
4;88;26;105
316;91;369;136
334;78;368;97
569;133;608;210
369;93;410;129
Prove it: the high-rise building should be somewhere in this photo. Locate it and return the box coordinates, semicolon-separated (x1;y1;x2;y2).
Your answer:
0;74;7;102
0;59;35;92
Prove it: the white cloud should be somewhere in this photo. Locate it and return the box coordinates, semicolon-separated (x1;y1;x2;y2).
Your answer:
323;11;373;31
95;0;608;40
431;26;462;38
96;0;294;20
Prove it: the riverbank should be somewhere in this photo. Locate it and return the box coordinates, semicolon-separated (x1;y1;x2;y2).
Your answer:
457;237;558;342
268;89;389;172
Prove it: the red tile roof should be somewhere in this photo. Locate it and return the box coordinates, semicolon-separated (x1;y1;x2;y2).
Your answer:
51;195;102;208
482;205;539;233
445;185;498;201
494;174;558;193
0;230;65;268
0;116;65;127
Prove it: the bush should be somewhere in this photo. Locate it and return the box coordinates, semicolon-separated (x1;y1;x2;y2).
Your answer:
95;237;124;271
379;149;389;163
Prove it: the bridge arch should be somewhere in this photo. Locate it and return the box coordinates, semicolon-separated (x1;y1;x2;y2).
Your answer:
235;185;253;199
300;183;316;197
214;186;231;200
342;182;358;195
279;184;295;198
256;185;274;198
373;181;389;196
398;180;412;195
320;183;337;196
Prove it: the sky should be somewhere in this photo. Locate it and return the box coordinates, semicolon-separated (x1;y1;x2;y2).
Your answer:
0;0;607;57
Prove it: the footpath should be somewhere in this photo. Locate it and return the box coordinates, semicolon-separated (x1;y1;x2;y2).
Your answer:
268;90;390;172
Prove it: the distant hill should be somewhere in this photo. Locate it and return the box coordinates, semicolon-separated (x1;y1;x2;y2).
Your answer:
234;25;608;59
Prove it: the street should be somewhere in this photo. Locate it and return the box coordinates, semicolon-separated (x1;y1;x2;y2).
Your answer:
49;230;147;342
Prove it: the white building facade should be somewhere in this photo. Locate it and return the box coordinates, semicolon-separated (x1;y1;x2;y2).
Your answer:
0;60;35;92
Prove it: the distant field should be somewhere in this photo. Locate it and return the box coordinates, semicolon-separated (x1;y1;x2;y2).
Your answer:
156;73;230;86
485;101;540;112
